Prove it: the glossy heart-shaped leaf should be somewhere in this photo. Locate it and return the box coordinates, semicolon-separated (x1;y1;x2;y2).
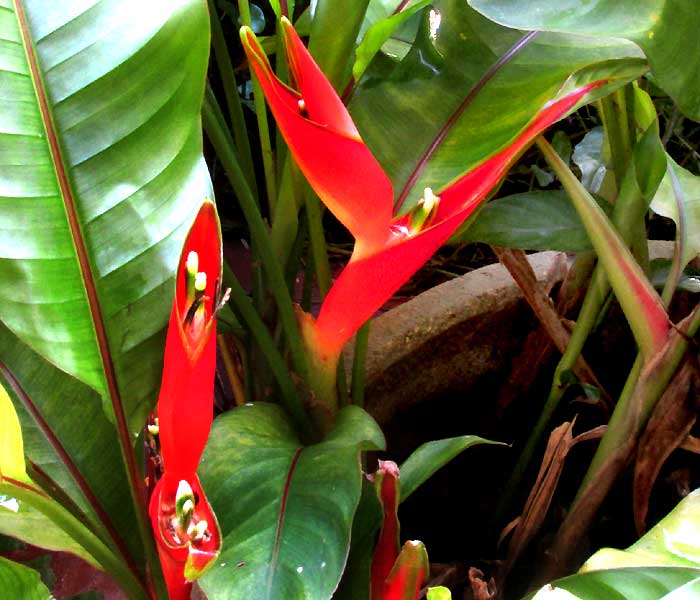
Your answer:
468;0;700;120
350;0;646;212
198;403;385;600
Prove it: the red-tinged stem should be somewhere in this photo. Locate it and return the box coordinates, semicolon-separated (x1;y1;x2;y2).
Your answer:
395;30;539;210
537;137;670;357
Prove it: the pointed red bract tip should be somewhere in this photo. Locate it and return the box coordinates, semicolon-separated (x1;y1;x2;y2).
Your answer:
371;461;401;600
382;541;430;600
240;24;393;248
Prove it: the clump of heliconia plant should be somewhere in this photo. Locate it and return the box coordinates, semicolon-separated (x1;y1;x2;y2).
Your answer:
240;18;604;428
148;200;227;600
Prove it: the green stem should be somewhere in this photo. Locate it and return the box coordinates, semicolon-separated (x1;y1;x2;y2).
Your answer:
225;264;313;438
1;480;148;600
303;189;331;297
351;322;370;408
202;99;311;395
239;0;278;211
598;95;627;190
207;0;257;194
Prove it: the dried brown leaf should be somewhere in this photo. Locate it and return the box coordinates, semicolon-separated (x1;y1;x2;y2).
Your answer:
633;357;699;533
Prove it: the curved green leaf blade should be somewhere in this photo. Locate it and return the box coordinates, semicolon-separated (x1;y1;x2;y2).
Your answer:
350;0;645;211
456;190;610;252
525;490;700;599
0;488;100;568
399;435;504;502
651;157;700;273
198;404;385;600
0;0;211;434
0;556;51;600
468;0;700;120
353;0;431;82
583;489;700;572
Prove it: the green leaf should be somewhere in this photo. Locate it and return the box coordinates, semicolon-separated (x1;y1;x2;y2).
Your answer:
0;487;100;569
583;489;700;571
198;403;385;600
353;0;431;82
0;557;51;600
524;490;700;599
350;0;646;212
524;568;700;600
572;127;608;194
399;435;503;502
456;190;609;252
538;138;670;358
651;157;700;273
468;0;700;120
308;0;371;89
0;0;211;435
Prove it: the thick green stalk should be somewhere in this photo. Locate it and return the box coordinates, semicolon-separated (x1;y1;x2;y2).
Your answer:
351;322;371;408
202;99;311;391
1;480;148;600
308;0;371;91
303;189;332;298
239;0;278;210
225;265;313;438
207;0;257;194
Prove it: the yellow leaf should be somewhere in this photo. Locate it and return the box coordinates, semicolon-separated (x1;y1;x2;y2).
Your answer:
0;382;29;484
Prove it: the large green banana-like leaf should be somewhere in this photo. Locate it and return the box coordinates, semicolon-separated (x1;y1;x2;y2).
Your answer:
468;0;700;121
0;0;211;436
350;0;646;212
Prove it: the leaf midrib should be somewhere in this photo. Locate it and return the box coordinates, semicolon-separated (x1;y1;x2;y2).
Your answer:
395;30;540;209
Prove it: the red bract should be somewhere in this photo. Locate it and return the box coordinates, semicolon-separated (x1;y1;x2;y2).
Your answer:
371;461;401;600
149;200;223;599
370;461;429;600
241;19;603;366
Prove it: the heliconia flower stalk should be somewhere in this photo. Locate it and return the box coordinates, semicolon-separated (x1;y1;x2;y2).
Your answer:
370;461;430;600
149;200;224;600
240;19;604;394
371;460;401;600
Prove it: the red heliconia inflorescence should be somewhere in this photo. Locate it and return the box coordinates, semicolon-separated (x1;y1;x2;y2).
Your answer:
240;19;604;369
370;461;430;600
149;200;224;600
